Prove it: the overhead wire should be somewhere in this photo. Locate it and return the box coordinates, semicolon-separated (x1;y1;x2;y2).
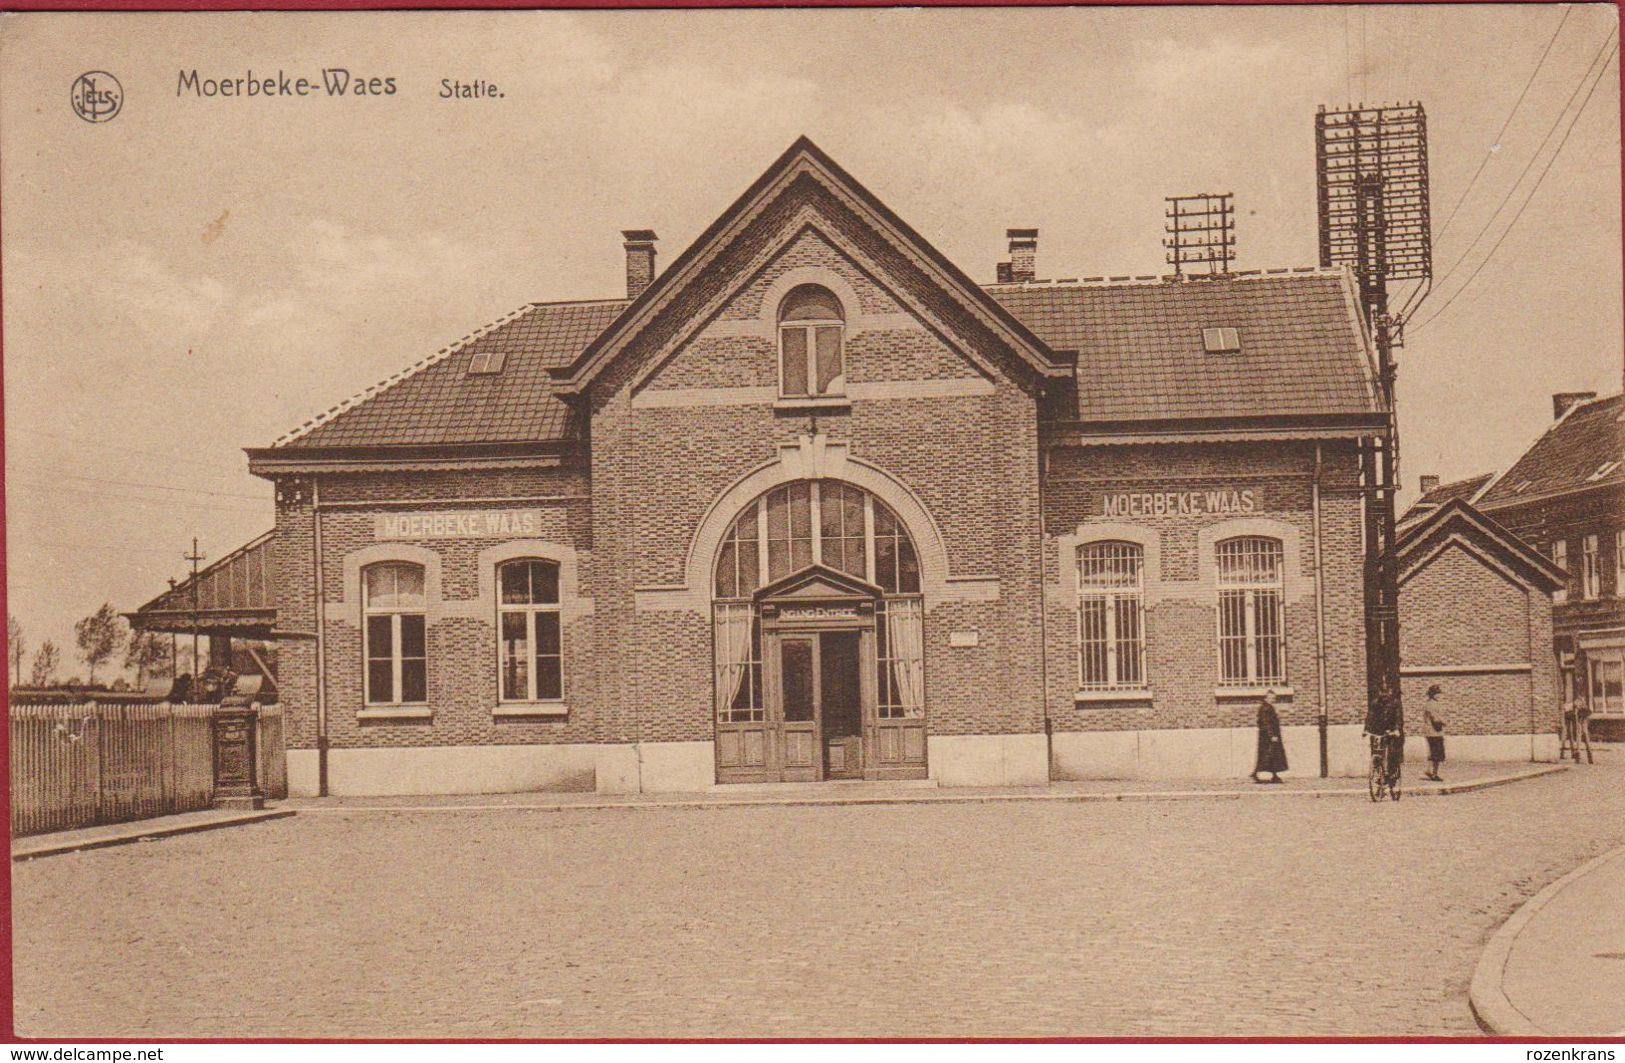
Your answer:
1422;24;1618;301
1411;38;1620;335
1432;6;1573;247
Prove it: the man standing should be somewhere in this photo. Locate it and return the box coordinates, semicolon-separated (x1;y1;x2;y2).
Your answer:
1251;688;1288;784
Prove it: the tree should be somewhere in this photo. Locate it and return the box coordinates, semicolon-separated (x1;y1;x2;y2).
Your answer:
7;613;24;686
74;603;126;687
123;631;173;690
29;641;59;687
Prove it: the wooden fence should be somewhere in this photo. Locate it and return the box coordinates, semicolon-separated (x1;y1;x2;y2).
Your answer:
9;702;286;837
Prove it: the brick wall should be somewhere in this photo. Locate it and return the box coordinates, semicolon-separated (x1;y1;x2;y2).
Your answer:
1398;523;1560;736
272;466;598;752
1040;440;1369;735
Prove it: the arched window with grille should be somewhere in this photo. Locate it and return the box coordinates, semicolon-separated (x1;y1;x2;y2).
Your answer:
363;562;427;706
1215;536;1286;686
777;284;845;398
1077;541;1146;690
498;559;563;703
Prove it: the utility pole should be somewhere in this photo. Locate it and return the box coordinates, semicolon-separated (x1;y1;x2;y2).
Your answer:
185;537;206;681
1315;103;1433;772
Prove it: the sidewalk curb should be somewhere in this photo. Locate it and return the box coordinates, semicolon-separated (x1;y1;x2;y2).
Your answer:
1469;842;1625;1036
12;809;296;862
286;763;1567;817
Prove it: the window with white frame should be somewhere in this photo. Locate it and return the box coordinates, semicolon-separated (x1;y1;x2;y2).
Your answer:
778;284;845;398
498;559;563;703
1615;530;1624;598
1216;537;1286;686
1077;541;1146;690
1552;539;1569;603
363;562;427;705
1582;534;1600;599
1589;651;1623;715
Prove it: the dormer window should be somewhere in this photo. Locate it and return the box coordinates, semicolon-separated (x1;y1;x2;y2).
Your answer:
1201;327;1241;354
778;284;845;398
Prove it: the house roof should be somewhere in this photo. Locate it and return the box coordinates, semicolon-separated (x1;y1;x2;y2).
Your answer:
988;269;1380;423
1399;472;1494;526
254;143;1382;456
1478;392;1625;510
269;299;626;451
1396;497;1566;593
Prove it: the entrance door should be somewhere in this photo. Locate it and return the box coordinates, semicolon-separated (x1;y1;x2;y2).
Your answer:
820;632;864;779
777;637;820;782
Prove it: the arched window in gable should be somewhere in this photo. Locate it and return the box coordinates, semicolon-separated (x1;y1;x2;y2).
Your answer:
778;284;845;398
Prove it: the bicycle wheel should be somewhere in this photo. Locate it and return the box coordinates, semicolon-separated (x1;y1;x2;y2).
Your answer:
1369;755;1383;801
1390;761;1402;801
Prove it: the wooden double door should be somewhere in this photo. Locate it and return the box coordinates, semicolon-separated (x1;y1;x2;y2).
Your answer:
715;618;928;784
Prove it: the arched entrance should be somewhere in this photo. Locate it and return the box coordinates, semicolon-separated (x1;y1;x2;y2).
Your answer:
712;480;927;783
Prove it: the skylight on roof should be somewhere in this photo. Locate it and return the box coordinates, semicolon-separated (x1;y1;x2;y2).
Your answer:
467;350;506;375
1588;460;1620;481
1512;480;1533;494
1201;327;1240;353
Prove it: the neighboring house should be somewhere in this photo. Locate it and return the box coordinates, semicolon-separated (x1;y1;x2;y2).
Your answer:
139;138;1424;797
1398;473;1494;529
1396;497;1566;761
1477;391;1625;742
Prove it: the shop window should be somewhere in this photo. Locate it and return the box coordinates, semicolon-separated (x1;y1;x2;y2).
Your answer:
1077;541;1146;690
778;284;845;398
1215;537;1286;686
1589;652;1623;715
363;562;427;706
1552;540;1569;603
497;559;563;703
1581;534;1600;600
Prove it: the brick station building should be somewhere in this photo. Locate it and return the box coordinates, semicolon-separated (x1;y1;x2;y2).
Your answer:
209;138;1543;796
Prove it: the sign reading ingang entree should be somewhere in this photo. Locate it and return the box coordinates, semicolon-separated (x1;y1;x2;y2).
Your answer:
375;510;543;540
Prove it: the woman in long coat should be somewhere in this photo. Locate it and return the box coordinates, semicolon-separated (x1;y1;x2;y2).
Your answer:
1252;689;1288;784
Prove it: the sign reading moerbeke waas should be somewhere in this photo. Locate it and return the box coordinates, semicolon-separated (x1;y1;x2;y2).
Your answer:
1101;489;1257;518
375;510;543;540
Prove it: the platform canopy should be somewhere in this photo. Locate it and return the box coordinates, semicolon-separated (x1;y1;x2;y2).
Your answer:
126;530;277;638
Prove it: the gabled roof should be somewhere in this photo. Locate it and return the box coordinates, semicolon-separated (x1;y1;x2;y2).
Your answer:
989;269;1381;423
1396;497;1566;593
1478;392;1625;510
551;136;1070;393
1399;472;1494;526
250;141;1384;458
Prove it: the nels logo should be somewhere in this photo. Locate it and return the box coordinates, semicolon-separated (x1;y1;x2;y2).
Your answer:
71;71;123;123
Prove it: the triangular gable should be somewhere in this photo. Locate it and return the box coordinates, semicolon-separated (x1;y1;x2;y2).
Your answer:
1396;498;1565;592
756;564;883;602
551;136;1070;395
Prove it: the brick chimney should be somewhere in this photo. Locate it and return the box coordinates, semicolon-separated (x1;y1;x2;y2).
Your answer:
1552;391;1597;420
1004;228;1038;283
1419;475;1440;495
623;230;658;300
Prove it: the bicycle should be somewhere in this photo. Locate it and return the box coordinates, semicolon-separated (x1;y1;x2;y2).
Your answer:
1367;732;1402;802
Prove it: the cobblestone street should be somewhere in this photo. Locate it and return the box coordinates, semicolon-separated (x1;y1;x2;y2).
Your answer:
12;759;1625;1039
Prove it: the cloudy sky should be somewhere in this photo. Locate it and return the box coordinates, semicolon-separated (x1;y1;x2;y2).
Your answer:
2;5;1620;675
